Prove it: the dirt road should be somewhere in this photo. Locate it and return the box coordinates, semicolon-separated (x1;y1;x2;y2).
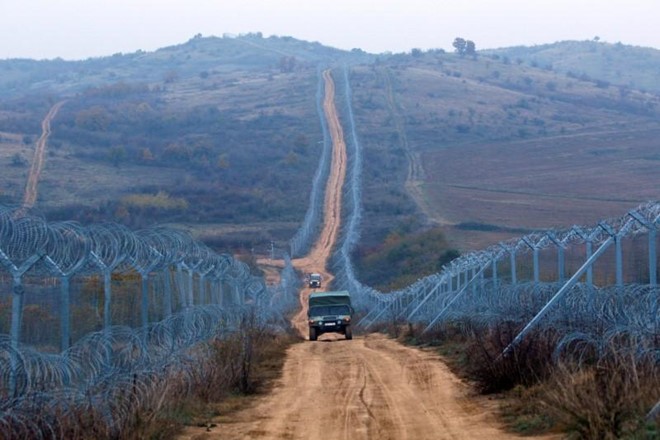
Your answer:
258;69;347;335
22;101;65;209
181;70;552;439
184;334;533;440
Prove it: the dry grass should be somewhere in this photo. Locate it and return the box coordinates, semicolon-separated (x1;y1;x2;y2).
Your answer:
402;322;659;438
542;352;660;440
422;126;660;250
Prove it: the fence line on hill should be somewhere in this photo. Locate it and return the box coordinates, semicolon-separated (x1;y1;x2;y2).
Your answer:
325;65;659;361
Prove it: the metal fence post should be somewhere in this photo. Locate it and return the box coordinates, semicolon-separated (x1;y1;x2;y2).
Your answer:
502;235;615;357
60;276;71;352
522;237;539;285
510;249;517;285
492;257;498;290
141;273;149;340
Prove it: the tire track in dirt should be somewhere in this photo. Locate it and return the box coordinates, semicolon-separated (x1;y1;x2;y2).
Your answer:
21;101;66;210
378;67;445;225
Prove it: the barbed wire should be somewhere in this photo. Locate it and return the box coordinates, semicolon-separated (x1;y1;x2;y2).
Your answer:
0;203;299;438
289;67;333;258
322;66;659;365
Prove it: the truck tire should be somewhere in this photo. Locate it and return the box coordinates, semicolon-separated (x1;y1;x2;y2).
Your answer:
345;325;353;340
309;327;318;341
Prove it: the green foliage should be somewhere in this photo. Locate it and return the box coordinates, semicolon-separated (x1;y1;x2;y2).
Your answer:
107;145;125;167
121;191;188;210
453;37;476;56
354;224;460;291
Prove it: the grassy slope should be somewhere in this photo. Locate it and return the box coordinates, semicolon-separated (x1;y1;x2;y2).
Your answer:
0;35;373;251
1;38;659;260
485;40;660;93
347;48;660;257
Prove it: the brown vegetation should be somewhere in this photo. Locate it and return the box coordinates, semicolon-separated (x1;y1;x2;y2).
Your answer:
404;323;659;438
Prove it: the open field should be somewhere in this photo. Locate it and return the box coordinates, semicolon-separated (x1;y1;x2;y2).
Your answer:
421;125;660;250
345;50;660;251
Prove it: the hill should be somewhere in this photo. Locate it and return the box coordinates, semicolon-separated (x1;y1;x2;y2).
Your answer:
345;46;660;255
0;34;373;251
484;39;660;93
1;36;659;274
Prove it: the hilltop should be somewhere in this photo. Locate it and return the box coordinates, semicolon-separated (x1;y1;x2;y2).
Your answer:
485;39;660;93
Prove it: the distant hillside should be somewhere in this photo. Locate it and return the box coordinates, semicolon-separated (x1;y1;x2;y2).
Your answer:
484;40;660;93
1;35;659;274
0;33;373;97
0;34;374;251
346;46;660;258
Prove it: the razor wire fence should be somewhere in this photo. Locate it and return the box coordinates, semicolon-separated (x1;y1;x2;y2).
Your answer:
289;66;333;258
325;65;659;366
0;204;300;438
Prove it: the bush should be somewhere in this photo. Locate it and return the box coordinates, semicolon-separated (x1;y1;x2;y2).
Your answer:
543;347;660;439
462;323;559;393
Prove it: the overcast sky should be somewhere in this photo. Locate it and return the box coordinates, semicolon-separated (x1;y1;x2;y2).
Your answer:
2;0;659;60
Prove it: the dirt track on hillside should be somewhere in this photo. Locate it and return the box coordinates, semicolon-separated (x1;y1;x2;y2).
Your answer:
378;67;442;225
180;70;557;440
22;101;65;209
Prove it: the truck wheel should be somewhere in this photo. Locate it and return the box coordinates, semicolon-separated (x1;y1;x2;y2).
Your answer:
345;325;353;340
309;327;317;341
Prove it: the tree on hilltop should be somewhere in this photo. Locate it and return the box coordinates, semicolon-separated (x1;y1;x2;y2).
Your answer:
453;37;476;56
465;40;476;55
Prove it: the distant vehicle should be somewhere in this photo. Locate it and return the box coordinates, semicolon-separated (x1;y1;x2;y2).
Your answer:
308;273;322;288
307;290;353;341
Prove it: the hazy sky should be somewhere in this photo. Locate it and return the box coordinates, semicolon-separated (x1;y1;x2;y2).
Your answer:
2;0;659;60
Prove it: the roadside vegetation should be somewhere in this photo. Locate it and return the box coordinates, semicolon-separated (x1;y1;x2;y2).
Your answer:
394;322;659;439
138;318;299;439
354;220;459;291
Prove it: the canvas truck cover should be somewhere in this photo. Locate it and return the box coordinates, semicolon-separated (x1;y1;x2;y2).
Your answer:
308;290;351;308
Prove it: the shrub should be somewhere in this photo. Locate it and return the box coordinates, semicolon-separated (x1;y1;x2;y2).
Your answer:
462;323;559;393
543;347;660;439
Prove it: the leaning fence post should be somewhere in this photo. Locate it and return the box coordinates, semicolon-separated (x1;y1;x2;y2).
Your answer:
501;233;615;357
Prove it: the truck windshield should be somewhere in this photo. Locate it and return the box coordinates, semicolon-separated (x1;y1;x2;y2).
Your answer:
309;305;350;316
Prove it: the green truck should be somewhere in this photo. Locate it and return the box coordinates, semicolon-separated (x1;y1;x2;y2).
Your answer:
307;290;353;341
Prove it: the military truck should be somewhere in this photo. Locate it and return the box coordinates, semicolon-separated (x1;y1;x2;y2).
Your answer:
307;290;353;341
308;273;322;288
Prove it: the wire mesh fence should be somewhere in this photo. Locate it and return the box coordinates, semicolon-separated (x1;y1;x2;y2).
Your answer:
0;205;299;438
324;66;659;364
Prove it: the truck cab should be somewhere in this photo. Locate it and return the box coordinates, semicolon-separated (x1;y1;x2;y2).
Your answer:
307;290;353;341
